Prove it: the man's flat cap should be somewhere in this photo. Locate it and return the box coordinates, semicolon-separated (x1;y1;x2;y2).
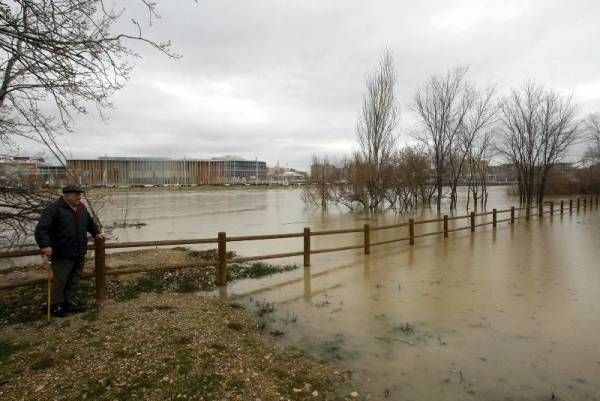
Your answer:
62;184;84;194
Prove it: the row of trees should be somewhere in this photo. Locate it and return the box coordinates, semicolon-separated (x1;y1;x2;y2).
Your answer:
304;50;589;213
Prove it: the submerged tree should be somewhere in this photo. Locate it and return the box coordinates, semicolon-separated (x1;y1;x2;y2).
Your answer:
465;130;493;210
497;82;579;208
385;146;434;211
584;113;600;165
346;49;399;212
303;155;339;210
413;67;496;212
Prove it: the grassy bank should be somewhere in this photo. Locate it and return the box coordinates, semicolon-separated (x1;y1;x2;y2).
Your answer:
0;293;360;400
1;247;299;325
0;249;362;400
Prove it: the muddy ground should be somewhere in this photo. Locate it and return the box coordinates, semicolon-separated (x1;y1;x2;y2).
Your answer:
0;293;362;401
0;249;364;400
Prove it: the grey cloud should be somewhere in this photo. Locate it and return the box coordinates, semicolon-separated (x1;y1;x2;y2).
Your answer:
22;0;600;169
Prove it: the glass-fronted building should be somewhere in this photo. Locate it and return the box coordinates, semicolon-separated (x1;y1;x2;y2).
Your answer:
67;156;267;186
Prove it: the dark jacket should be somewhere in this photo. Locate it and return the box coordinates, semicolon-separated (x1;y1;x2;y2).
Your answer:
34;197;100;260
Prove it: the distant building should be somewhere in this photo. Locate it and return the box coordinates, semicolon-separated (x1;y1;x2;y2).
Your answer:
39;165;68;186
266;163;307;184
0;156;67;187
486;163;518;183
66;156;267;187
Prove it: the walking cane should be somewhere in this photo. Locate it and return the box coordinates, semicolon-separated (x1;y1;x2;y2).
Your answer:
43;256;52;323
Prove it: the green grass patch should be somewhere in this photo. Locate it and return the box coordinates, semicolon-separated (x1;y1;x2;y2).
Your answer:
116;274;165;301
0;340;30;364
233;262;299;279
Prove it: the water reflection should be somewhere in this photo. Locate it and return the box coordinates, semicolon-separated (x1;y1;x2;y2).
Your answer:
223;200;600;401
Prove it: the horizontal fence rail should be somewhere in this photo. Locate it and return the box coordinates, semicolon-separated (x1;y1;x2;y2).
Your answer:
0;196;598;297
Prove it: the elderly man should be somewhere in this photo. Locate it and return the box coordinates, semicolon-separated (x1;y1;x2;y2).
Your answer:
35;185;105;317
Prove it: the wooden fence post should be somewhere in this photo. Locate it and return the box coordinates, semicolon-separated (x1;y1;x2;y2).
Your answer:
538;203;543;218
364;224;370;255
550;202;554;215
570;199;573;213
584;197;587;210
492;209;497;228
470;212;475;232
217;232;227;286
577;198;580;212
94;237;106;301
303;227;311;267
409;219;415;245
510;207;515;224
560;200;564;215
596;195;598;208
443;215;448;238
526;205;530;220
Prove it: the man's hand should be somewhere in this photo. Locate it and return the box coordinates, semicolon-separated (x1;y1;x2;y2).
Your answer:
40;247;53;257
95;233;106;241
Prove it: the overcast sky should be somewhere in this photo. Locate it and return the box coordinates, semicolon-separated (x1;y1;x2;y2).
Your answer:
23;0;600;170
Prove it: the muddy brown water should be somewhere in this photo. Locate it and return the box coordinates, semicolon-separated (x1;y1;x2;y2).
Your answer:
4;187;600;400
226;210;600;400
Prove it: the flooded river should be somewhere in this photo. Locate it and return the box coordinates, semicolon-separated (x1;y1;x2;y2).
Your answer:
9;186;600;400
228;207;600;400
112;185;598;401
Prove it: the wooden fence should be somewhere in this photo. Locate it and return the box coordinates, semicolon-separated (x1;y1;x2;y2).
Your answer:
1;196;598;298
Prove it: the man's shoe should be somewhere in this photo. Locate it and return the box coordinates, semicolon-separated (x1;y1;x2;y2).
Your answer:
65;302;85;314
50;304;67;318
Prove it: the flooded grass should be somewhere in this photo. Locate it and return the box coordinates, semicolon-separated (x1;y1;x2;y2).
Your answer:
392;323;415;335
0;248;300;325
255;300;276;316
227;203;600;400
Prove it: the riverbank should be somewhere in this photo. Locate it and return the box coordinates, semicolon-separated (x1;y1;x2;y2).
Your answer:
0;292;361;401
86;183;305;194
0;249;363;400
0;247;300;323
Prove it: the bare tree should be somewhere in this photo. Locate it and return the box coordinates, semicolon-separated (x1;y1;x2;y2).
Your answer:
497;82;579;208
465;130;493;210
352;49;399;212
385;145;432;211
0;185;58;247
584;113;600;165
1;1;177;144
0;0;178;247
303;155;338;210
412;67;466;212
448;84;496;209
